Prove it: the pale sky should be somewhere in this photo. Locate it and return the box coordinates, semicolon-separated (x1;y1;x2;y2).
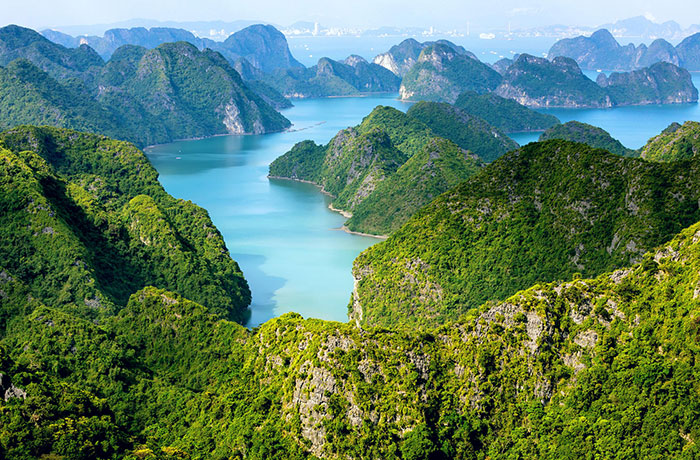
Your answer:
2;0;699;31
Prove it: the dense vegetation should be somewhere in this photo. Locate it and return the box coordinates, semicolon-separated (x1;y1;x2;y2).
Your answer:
641;121;700;161
0;126;250;323
400;43;502;103
270;104;515;234
353;139;700;329
597;62;698;105
3;21;700;460
539;121;637;157
454;91;560;133
495;54;613;108
0;26;291;146
345;138;482;235
406;102;519;162
372;38;475;77
3;205;700;458
261;55;400;98
0;25;104;79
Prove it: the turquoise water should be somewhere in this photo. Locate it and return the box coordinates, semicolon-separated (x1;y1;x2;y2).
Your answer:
510;73;700;148
146;95;412;327
147;74;700;327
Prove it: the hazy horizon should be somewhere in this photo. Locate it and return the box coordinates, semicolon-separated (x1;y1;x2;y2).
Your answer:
4;0;700;33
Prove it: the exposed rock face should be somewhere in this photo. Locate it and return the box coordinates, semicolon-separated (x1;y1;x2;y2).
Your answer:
399;43;502;102
495;54;612;108
597;62;698;105
372;38;476;77
640;121;700;162
0;373;27;402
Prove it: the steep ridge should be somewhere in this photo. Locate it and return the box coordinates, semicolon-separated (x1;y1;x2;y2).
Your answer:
262;55;400;98
3;214;700;458
372;38;477;76
399;43;502;103
345;138;482;235
0;38;291;146
0;126;251;323
494;54;613;108
597;62;698;105
352;139;700;329
406;102;519;162
640;121;700;161
454;91;560;133
548;28;685;71
539;121;637;157
270;105;515;234
0;24;104;79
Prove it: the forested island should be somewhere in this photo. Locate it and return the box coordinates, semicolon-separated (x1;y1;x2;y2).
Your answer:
2;15;700;460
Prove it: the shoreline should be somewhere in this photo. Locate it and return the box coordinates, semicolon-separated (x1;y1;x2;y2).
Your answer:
269;175;387;239
335;225;388;240
143;125;291;151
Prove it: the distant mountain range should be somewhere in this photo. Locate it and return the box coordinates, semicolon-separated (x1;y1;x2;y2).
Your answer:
549;28;700;71
47;15;700;43
515;15;700;41
0;25;291;146
391;44;697;108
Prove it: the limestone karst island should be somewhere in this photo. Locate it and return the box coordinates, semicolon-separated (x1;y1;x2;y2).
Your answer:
2;2;700;458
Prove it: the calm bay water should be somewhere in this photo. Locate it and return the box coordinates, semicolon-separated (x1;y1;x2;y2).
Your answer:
147;72;700;327
510;73;700;147
146;95;412;327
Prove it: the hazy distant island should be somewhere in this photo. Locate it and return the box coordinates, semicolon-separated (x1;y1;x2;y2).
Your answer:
4;8;700;459
0;25;291;146
493;54;696;108
548;28;700;71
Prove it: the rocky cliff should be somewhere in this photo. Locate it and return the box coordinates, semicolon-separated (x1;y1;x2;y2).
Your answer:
399;43;502;103
494;54;612;108
597;61;698;105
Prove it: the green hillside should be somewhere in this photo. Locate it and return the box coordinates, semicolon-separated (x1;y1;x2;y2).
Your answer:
0;126;250;323
0;32;291;147
352;139;700;329
406;101;519;162
3;215;700;459
269;104;505;235
345;138;482;235
641;121;700;161
454;91;560;133
539;121;637;157
399;43;502;103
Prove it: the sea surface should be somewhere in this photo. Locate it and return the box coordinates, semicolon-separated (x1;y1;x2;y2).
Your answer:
147;74;700;327
146;95;412;327
510;72;700;148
